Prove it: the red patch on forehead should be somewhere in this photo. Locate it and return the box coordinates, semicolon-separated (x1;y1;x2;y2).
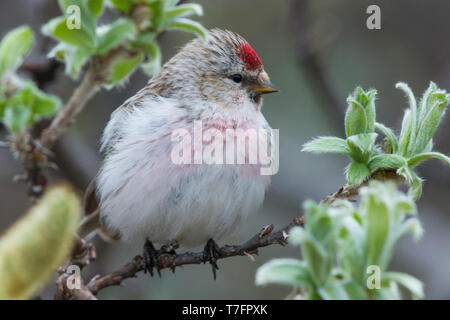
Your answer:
237;43;263;71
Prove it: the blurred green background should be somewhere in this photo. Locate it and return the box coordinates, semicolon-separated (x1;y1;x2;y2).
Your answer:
1;0;449;299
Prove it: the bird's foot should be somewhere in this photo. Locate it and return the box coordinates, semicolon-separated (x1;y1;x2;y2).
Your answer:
143;239;180;276
160;240;179;255
142;238;160;277
203;238;221;280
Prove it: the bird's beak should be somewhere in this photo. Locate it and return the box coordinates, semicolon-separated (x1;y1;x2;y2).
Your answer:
252;81;279;95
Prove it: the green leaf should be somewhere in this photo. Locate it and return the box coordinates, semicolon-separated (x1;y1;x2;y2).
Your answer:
0;99;6;119
346;133;378;163
164;0;179;8
346;161;370;185
344;87;376;136
109;0;133;13
148;0;165;30
413;91;450;154
418;82;438;123
340;280;368;300
423;139;433;153
96;19;136;55
255;259;313;289
397;166;423;200
374;280;401;300
1;83;61;132
407;152;450;168
42;17;96;50
396;218;423;242
319;281;350;300
396;82;418;155
58;0;97;42
0;26;34;78
29;89;61;117
368;154;406;171
355;87;377;133
337;217;365;284
362;191;389;267
399;109;413;157
375;122;398;154
301;234;331;286
66;47;93;79
345;97;367;137
47;43;70;61
320;279;367;300
164;3;203;20
3;105;31;133
140;41;162;76
383;272;424;299
88;0;104;19
302;136;351;156
106;53;143;87
164;18;209;40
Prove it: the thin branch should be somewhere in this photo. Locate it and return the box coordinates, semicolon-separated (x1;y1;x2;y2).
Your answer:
70;235;97;268
54;274;97;300
321;169;403;205
39;46;132;150
11;47;132;197
58;218;304;298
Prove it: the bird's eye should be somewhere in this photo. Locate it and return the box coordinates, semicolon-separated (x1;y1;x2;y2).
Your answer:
231;74;242;83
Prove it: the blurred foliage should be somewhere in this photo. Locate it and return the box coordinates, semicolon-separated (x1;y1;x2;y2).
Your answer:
0;0;206;134
0;185;80;300
43;0;207;82
256;181;424;300
0;27;61;133
302;83;450;199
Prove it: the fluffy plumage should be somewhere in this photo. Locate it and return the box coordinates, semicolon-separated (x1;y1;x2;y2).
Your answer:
83;29;276;247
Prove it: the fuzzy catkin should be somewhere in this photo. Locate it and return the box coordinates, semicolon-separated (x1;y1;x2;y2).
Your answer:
0;184;80;300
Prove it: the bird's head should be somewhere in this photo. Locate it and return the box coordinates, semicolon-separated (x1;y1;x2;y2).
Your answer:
149;29;278;110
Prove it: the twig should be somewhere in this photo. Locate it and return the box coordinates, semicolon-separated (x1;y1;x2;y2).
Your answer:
54;274;97;300
57;218;304;298
11;47;132;197
321;169;403;205
70;236;97;268
39;47;131;150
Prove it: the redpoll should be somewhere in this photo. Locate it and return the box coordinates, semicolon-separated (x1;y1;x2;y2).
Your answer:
80;29;278;276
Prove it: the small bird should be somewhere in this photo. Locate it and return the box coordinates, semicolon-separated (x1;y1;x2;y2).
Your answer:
80;29;278;277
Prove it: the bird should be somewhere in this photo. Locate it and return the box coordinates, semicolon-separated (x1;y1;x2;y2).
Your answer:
79;28;278;278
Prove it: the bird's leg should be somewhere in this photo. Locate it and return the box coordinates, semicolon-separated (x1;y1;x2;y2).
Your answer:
143;239;180;276
160;240;179;255
142;238;160;277
203;238;221;280
160;240;179;273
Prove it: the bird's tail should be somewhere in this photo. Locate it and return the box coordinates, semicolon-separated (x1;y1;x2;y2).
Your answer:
78;178;121;242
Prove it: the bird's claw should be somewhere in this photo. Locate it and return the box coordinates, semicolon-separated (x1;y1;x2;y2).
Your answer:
143;238;160;277
203;238;221;280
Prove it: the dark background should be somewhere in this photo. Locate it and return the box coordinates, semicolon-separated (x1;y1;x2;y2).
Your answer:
0;0;449;299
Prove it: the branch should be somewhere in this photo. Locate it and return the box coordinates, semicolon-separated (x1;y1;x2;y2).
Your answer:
58;218;305;298
321;169;404;205
10;47;131;197
40;47;130;150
